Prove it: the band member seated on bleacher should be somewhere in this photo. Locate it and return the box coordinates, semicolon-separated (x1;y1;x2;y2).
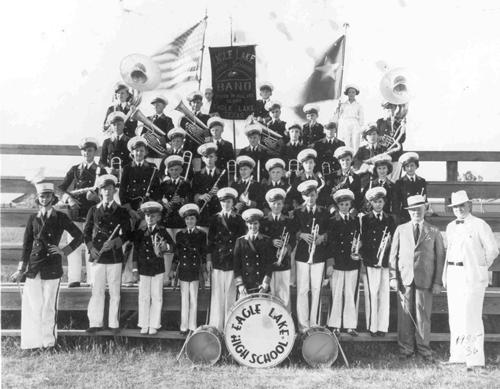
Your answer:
328;146;362;212
314;121;344;174
238;123;273;181
234;209;274;297
361;154;394;215
207;188;246;331
85;175;131;334
207;117;235;172
302;104;324;145
261;188;293;308
103;82;137;138
59;137;103;287
254;82;273;123
353;124;388;188
142;95;173;164
159;128;189;179
132;201;174;335
392;152;427;225
279;123;306;165
119;136;162;215
360;187;396;337
265;100;287;140
261;158;292;214
231;156;264;214
325;189;361;337
174;204;208;335
192;142;228;232
291;180;329;333
291;148;327;207
11;183;82;350
100;111;132;170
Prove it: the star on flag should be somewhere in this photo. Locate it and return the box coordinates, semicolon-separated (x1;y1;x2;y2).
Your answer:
316;57;342;80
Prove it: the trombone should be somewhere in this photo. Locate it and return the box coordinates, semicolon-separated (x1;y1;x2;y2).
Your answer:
227;159;237;183
182;151;192;181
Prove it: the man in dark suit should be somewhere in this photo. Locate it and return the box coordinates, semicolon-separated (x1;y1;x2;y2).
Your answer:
99;112;132;170
103;82;137;138
207;117;235;171
238;124;273;181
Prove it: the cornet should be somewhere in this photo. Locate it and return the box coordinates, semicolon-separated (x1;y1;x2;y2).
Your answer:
110;157;122;183
227;160;237;183
375;227;391;267
321;162;332;177
275;227;290;266
307;218;319;264
350;231;361;260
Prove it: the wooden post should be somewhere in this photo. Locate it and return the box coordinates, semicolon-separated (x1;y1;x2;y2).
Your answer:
445;161;458;211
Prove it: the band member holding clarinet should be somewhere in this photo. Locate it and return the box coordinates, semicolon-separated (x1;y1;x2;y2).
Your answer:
302;104;323;145
11;183;83;350
174;204;208;335
261;188;293;308
231;156;264;214
207;117;235;172
132;201;174;335
59;137;102;287
100;112;132;170
291;180;329;332
207;188;246;331
234;209;274;296
238;123;273;181
326;189;361;337
102;82;137;138
360;187;396;337
85;175;131;334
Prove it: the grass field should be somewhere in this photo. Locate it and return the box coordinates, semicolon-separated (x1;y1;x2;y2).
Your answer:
2;338;500;389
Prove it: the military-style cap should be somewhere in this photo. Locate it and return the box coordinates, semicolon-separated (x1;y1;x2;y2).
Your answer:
399;152;420;167
344;84;360;95
324;121;338;130
244;123;263;137
127;136;148;152
259;82;274;92
365;186;387;202
333;188;355;203
207;116;224;129
79;137;99;150
186;91;203;102
167;128;187;140
265;158;285;171
405;194;426;209
164;155;184;169
297;148;317;163
236;155;256;169
106;111;127;125
334;146;354;160
179;203;200;218
373;153;393;174
97;174;118;188
265;188;287;203
114;82;129;93
265;100;281;111
287;122;302;132
151;96;168;105
35;182;55;194
140;201;163;214
362;123;378;138
242;208;264;222
217;187;238;201
297;179;318;195
303;104;319;115
197;142;218;157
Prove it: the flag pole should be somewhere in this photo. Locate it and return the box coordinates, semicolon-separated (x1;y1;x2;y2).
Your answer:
335;23;349;121
197;11;208;91
230;15;237;150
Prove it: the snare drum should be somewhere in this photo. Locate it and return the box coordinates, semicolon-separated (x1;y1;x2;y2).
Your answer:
301;326;338;368
186;325;223;366
224;293;296;368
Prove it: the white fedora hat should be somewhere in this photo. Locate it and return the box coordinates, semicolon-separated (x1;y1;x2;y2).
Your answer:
447;190;471;207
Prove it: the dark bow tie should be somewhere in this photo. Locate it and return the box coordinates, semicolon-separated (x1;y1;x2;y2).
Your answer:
456;220;464;224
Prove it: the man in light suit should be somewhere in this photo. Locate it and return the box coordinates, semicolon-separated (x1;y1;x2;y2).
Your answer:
443;190;499;370
389;194;445;360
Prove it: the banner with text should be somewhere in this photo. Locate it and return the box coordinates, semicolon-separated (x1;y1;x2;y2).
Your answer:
209;45;256;120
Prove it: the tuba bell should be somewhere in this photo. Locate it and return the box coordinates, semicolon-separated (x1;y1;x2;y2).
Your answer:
167;95;209;145
379;67;410;105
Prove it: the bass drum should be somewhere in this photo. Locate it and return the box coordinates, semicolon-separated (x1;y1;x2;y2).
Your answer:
301;326;338;368
185;325;223;366
224;293;296;368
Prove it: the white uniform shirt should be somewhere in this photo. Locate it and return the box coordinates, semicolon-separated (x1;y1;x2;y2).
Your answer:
340;100;364;125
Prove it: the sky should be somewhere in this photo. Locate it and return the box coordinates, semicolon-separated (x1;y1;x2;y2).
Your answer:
0;0;499;180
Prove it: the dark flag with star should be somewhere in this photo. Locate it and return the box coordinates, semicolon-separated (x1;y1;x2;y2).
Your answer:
296;35;346;116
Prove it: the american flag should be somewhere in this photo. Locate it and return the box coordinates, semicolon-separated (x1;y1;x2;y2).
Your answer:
151;18;207;90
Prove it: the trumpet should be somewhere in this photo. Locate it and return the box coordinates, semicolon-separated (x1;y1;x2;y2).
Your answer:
321;162;332;177
110;156;122;183
307;218;319;264
275;227;290;266
227;159;237;183
169;96;209;145
288;159;299;186
199;169;227;213
152;233;171;258
350;231;361;260
182;151;192;181
376;226;391;267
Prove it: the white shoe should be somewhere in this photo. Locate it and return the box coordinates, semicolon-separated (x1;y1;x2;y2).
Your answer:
140;328;149;334
149;328;158;335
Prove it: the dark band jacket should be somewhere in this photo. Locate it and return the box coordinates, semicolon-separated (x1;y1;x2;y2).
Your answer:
360;212;396;268
133;225;174;276
231;179;265;211
290;205;329;264
192;167;228;225
119;161;161;210
160;177;191;228
208;212;246;271
327;214;361;271
174;228;207;282
392;175;427;223
260;214;294;271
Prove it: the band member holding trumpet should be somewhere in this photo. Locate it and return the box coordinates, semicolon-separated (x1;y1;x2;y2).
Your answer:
261;188;293;308
360;187;396;337
313;121;344;176
279;123;306;165
132;201;174;335
302;104;324;145
100;111;132;170
238;123;273;181
102;82;137;138
11;182;83;350
85;175;131;334
207;188;246;331
291;180;329;332
233;208;274;296
59;137;103;287
325;189;361;337
207;117;235;172
361;154;394;215
231;156;264;214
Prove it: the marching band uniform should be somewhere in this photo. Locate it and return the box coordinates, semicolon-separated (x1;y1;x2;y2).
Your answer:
133;202;174;334
253;82;273;122
291;180;329;332
175;204;207;333
313;122;344;173
100;111;132;169
207;188;246;331
18;183;83;349
207;117;235;171
328;146;362;211
267;118;287;139
85;175;131;332
353;125;388;189
376;103;407;162
302;105;324;145
238;124;273;179
360;154;394;214
326;190;361;335
337;84;364;151
291;149;327;207
279;138;306;165
231;156;264;213
234;209;274;294
179;91;210;159
265;100;287;142
159;128;191;180
103;83;137;138
443;191;499;368
148;96;174;134
360;187;396;335
261;158;293;214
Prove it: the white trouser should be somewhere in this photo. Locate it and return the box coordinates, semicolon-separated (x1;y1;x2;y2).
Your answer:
338;118;362;151
363;267;389;333
163;253;174;285
21;274;60;349
180;280;199;331
328;269;359;329
138;273;164;330
121;245;135;284
209;269;236;332
447;266;486;367
88;263;122;328
271;270;291;310
66;222;92;284
296;261;325;332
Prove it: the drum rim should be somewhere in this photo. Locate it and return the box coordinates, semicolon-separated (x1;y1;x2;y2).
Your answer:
186;326;223;366
301;327;338;367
